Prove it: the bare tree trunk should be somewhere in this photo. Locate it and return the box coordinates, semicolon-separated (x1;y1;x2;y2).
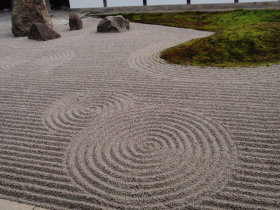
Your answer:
103;0;107;7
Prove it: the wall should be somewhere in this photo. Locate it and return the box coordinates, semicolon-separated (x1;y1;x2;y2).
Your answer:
69;0;104;8
107;0;142;7
148;0;186;5
69;0;280;9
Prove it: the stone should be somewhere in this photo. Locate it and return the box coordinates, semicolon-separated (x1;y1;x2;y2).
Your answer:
69;12;83;30
97;15;129;33
12;0;53;37
28;23;61;41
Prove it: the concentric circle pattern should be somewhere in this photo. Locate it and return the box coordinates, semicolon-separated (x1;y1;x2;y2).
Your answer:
66;107;237;209
0;49;75;77
42;91;135;133
33;49;75;73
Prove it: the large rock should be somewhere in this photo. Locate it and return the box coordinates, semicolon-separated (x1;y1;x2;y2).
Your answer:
97;15;129;33
69;12;83;31
28;23;61;41
12;0;53;37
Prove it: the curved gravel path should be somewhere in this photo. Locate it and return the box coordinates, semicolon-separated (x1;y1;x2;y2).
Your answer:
0;12;279;210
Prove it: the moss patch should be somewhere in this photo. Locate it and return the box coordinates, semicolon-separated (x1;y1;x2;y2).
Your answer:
109;9;280;67
160;22;280;67
122;10;280;32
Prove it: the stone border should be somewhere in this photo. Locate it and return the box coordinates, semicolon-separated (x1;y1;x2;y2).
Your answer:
0;199;48;210
72;2;280;14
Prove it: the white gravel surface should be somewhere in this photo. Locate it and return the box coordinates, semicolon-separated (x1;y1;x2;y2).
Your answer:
0;11;279;209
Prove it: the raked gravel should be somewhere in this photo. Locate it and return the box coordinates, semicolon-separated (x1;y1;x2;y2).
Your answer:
0;12;279;210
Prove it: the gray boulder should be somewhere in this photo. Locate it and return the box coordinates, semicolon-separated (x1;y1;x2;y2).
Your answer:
28;23;61;41
12;0;53;37
69;12;83;30
97;15;129;33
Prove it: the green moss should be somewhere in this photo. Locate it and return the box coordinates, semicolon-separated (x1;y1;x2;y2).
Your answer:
93;9;280;67
160;22;280;67
122;10;280;32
